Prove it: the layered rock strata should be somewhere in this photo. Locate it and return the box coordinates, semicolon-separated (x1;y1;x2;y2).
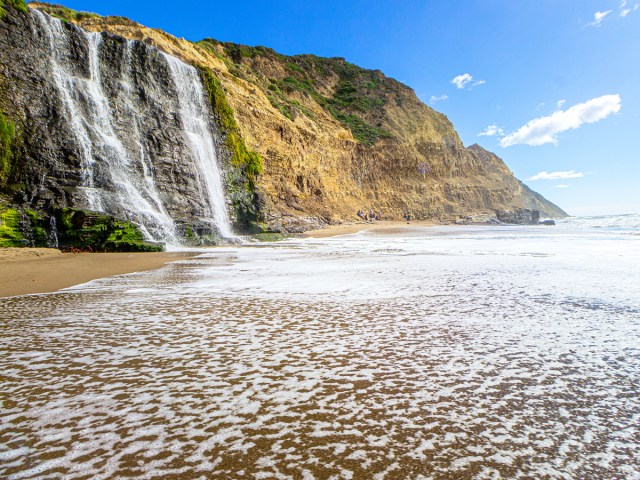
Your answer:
0;2;566;249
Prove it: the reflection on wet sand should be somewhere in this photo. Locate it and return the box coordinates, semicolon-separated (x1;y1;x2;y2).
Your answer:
2;227;639;479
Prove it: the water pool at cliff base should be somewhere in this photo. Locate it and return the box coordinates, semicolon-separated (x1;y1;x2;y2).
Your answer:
2;218;639;479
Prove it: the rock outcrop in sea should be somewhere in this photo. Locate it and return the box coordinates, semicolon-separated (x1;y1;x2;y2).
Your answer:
0;1;567;249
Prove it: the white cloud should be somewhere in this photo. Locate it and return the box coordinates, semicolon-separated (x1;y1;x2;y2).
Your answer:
429;94;448;104
451;73;472;89
589;9;612;26
556;99;566;109
500;94;621;147
620;3;639;16
555;184;569;188
478;124;505;137
527;171;585;181
450;73;485;89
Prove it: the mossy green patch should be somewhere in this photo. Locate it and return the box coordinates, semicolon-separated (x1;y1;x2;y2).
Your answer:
197;67;263;181
328;109;393;146
0;0;28;19
251;232;288;242
0;109;16;185
57;208;163;252
0;206;49;247
0;208;24;247
197;66;263;229
27;3;99;23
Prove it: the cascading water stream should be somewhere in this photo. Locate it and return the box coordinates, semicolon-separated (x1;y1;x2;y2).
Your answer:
31;10;235;244
33;10;179;243
48;216;59;249
164;55;234;239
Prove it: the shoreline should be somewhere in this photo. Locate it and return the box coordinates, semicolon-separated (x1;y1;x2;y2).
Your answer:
0;250;194;298
305;220;438;238
1;220;444;298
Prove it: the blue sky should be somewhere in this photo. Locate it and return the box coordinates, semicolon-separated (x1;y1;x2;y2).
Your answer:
54;0;639;215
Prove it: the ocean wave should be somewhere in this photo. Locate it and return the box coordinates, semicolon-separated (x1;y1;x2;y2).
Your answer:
558;213;640;232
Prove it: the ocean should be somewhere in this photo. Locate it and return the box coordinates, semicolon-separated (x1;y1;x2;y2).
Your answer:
2;214;639;479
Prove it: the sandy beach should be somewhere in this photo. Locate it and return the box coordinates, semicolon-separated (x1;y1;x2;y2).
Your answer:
0;221;436;298
0;249;193;298
305;220;437;238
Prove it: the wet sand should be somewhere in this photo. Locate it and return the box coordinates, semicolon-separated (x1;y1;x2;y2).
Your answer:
0;220;435;297
0;249;193;298
305;220;437;238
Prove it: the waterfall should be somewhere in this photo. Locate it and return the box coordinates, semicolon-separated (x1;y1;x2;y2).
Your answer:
164;55;234;239
48;216;59;249
31;10;234;244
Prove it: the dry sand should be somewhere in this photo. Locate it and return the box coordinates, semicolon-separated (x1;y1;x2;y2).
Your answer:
0;249;193;298
305;220;437;238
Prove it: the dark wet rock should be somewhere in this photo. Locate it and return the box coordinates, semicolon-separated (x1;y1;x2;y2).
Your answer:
496;208;540;225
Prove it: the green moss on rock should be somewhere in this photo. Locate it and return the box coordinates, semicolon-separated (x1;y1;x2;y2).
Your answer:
197;66;263;229
0;109;16;185
197;67;263;180
56;208;163;252
0;208;24;247
0;205;49;247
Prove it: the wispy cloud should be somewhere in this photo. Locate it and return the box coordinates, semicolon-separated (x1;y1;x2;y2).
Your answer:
451;73;473;89
554;184;570;188
556;99;566;109
588;9;612;26
619;0;639;16
429;94;448;104
478;125;505;137
527;171;585;181
451;74;485;90
500;94;621;147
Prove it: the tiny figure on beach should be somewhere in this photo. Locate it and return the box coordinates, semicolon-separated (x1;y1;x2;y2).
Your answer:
404;212;411;223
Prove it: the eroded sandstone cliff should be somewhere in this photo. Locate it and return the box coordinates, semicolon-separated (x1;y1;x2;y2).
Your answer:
1;2;566;246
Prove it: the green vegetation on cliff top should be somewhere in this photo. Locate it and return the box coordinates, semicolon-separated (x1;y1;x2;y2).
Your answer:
0;0;28;19
24;2;100;22
198;39;394;146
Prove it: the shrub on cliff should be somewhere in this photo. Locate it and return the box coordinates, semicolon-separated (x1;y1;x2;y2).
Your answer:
0;110;16;185
0;0;28;19
197;67;264;183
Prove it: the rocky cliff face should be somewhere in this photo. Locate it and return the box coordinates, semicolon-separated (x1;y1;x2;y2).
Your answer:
0;4;258;247
0;2;566;248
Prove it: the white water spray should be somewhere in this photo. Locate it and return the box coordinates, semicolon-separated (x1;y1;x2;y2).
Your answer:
164;55;234;239
32;10;234;243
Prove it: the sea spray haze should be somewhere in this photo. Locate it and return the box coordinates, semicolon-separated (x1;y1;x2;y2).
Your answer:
1;216;639;478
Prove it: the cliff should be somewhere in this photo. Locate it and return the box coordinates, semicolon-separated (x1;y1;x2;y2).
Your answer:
0;2;566;248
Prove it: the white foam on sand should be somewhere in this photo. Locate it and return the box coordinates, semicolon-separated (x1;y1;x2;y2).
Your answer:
1;223;639;478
